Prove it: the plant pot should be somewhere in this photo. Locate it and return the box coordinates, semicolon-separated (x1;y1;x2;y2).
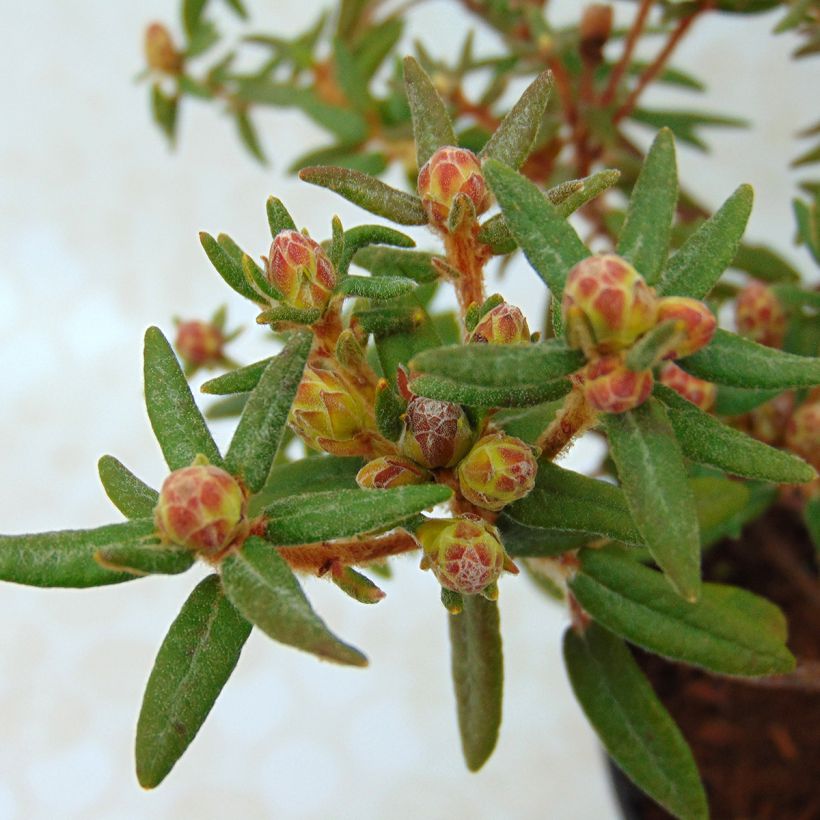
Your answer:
607;504;820;820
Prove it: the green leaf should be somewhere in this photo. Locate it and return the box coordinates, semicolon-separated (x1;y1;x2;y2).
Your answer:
655;384;816;483
263;485;451;545
333;38;371;112
221;537;367;665
234;111;266;163
151;85;178;145
337;224;415;276
339;275;417;299
226;331;312;492
403;56;457;167
698;480;775;549
493;401;563;445
96;542;194;577
658;184;753;299
713;384;781;416
352;246;438;283
298;166;427;225
353;17;403;79
563;624;707;820
201;357;270;395
605;399;701;601
182;0;208;36
625;320;680;371
409;373;571;408
616;128;677;284
449;595;503;772
0;519;155;588
199;232;259;302
631;108;747;151
680;329;820;389
731;242;800;283
144;327;223;470
480;70;550;169
136;574;252;788
257;305;321;327
98;455;158;519
805;495;820;553
375;381;405;441
266;196;296;237
570;548;795;676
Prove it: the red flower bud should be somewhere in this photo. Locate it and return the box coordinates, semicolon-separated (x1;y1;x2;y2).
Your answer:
145;23;183;74
417;147;491;229
736;281;786;348
400;396;473;469
659;363;716;411
785;400;820;471
175;320;224;368
655;297;716;360
469;303;531;345
562;254;657;354
154;464;246;555
356;456;432;489
579;354;653;414
457;434;537;511
267;230;336;311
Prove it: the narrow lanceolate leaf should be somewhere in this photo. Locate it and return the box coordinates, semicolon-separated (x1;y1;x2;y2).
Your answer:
96;543;194;577
298;166;427;225
98;455;158;519
605;399;701;601
199;232;259;302
403;56;457;168
658;184;753;299
337;224;416;276
409;373;571;408
201;357;270;395
655;384;816;483
266;196;296;237
570;549;795;677
338;275;417;299
143;327;223;470
480;70;551;169
564;624;707;820
713;385;781;416
483;159;589;328
680;329;820;389
0;519;155;587
136;575;252;788
221;538;366;666
449;595;503;772
263;485;451;545
225;331;312;492
352;246;438;283
617;128;677;284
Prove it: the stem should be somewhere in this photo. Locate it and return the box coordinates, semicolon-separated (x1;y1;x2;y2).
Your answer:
278;530;420;573
599;0;655;107
443;228;490;319
536;387;598;461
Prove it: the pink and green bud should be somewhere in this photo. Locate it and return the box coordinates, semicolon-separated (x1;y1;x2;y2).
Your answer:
659;363;716;411
655;297;716;360
736;281;786;348
785;400;820;471
562;254;658;355
267;230;336;312
417;147;491;229
457;434;537;511
289;361;369;453
418;515;517;598
175;320;224;368
468;303;531;345
578;354;653;414
399;396;473;469
154;463;246;556
145;23;183;74
356;455;432;489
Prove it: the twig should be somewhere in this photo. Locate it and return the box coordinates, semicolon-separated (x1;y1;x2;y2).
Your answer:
600;0;655;107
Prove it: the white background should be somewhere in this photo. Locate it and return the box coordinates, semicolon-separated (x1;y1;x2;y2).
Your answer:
0;1;816;818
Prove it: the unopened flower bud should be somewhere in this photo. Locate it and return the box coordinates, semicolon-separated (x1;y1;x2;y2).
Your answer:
457;434;537;511
469;303;531;344
400;396;473;468
145;23;183;74
356;456;432;489
154;463;246;555
579;5;613;65
785;401;820;470
267;230;336;312
175;320;224;368
655;297;716;360
418;516;516;597
562;254;657;354
417;147;491;229
736;281;786;348
579;354;653;414
659;363;716;411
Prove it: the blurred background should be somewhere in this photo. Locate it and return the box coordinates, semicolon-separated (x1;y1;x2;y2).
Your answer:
0;1;816;818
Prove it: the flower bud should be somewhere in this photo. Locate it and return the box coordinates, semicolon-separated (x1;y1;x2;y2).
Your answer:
145;23;183;74
736;281;786;348
356;456;432;489
468;303;531;345
418;516;516;597
457;434;537;511
417;147;491;229
267;230;336;312
399;396;473;469
289;361;369;452
659;363;716;411
154;464;246;555
562;254;657;354
175;320;224;368
579;354;653;414
655;297;716;360
785;400;820;470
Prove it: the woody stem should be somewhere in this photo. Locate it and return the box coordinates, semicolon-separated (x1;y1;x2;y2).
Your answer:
536;387;598;461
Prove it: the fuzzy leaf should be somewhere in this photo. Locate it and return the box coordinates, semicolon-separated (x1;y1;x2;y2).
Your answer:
570;549;795;676
449;595;503;772
266;196;296;237
493;401;563;445
403;56;457;167
375;381;405;440
731;242;800;283
199;232;259;302
409;373;571;408
564;624;707;820
339;275;417;299
144;327;223;470
136;575;252;788
352;246;438;283
605;399;701;601
221;537;367;665
201;357;270;395
95;543;194;577
337;224;415;276
713;385;781;416
98;455;158;519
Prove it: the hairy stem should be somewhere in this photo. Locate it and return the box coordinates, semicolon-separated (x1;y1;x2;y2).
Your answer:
537;387;598;461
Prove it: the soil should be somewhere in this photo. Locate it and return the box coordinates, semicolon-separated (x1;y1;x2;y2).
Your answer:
610;504;820;820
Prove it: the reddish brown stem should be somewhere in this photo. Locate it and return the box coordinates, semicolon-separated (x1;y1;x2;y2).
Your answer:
600;0;655;107
536;387;598;461
443;229;490;318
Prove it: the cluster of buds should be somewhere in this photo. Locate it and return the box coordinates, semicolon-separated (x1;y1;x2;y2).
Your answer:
417;515;518;599
399;396;473;469
457;434;537;511
659;363;716;411
468;301;531;345
174;309;239;375
785;399;820;471
417;146;491;230
356;455;431;489
144;23;183;74
154;461;248;558
267;230;337;312
735;281;787;348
